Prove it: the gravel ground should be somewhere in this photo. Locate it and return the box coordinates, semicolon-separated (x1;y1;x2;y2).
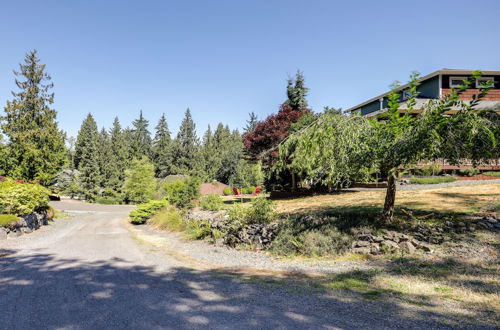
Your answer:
0;200;494;329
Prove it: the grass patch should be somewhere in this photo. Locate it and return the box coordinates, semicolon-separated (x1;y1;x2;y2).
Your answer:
149;205;185;231
483;171;500;177
409;176;456;184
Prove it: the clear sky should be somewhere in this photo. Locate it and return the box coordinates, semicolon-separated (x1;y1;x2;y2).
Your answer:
1;0;499;138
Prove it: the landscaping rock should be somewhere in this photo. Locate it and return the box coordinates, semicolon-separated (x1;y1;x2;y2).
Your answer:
380;240;398;249
352;247;371;254
399;241;416;254
0;228;7;240
352;240;370;248
7;229;22;238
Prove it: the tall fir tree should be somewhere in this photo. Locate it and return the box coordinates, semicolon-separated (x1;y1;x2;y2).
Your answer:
75;113;101;201
108;117;129;193
152;113;172;178
200;125;219;180
171;108;200;174
1;50;67;185
244;112;258;133
285;70;309;111
130;110;152;160
97;127;114;189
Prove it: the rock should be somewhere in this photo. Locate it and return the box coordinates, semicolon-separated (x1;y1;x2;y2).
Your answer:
486;218;498;224
0;228;7;240
399;241;416;254
445;221;454;227
7;230;22;238
381;240;399;249
352;240;370;248
370;243;381;255
357;234;373;242
352;247;371;254
21;227;32;234
457;222;466;227
372;235;384;243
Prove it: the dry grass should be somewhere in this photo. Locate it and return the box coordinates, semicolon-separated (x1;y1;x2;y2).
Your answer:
275;183;500;215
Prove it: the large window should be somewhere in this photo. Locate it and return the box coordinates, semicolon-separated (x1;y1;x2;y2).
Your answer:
475;77;495;88
449;77;466;88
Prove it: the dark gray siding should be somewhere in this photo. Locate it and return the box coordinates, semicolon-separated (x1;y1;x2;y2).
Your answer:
417;75;440;98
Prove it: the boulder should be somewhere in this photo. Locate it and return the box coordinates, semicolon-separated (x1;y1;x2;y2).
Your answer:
352;240;370;248
352;247;371;254
380;240;398;249
399;241;416;254
0;228;7;240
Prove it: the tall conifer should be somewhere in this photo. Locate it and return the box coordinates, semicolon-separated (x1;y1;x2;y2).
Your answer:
152;113;172;177
75;113;100;201
130;110;152;159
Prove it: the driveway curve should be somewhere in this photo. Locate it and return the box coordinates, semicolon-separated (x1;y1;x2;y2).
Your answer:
0;200;490;329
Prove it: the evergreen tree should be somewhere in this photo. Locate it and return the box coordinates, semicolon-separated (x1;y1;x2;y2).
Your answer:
200;125;219;180
285;70;309;111
75;113;100;201
152;114;172;178
244;112;258;133
109;117;129;193
171;109;200;174
130;110;152;159
1;50;67;185
97;127;114;189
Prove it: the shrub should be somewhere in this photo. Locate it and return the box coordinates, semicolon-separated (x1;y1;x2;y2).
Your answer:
245;198;276;224
96;197;123;205
123;157;156;204
200;194;224;211
227;203;247;223
129;200;169;224
459;167;480;177
0;178;50;215
271;216;352;257
186;219;212;240
149;205;185;231
483;171;500;177
419;162;442;176
409;176;456;184
241;187;249;194
0;214;19;228
223;188;231;196
247;186;256;194
163;177;201;209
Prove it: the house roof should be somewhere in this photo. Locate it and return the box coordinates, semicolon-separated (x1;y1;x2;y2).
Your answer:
361;99;500;117
346;69;500;113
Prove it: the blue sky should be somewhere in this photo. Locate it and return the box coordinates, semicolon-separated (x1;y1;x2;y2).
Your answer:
1;0;499;138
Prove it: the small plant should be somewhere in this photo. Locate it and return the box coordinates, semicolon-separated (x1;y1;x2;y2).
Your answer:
241;187;249;194
0;214;18;228
247;186;256;194
459;167;480;177
149;205;185;231
200;194;224;211
129;200;169;224
223;188;231;196
163;176;201;209
245;198;277;224
96;197;123;205
186;219;212;239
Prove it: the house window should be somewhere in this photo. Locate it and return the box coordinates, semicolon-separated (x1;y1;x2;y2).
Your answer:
449;77;466;88
402;90;411;100
476;77;495;88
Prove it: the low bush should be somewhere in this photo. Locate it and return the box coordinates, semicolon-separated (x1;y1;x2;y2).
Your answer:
129;200;169;224
483;171;500;177
0;178;50;215
0;214;18;228
271;216;352;257
186;219;212;240
96;197;123;205
409;176;456;184
223;188;232;196
459;167;480;177
247;186;256;194
241;188;249;194
164;177;201;209
200;194;224;211
149;205;185;231
245;198;276;224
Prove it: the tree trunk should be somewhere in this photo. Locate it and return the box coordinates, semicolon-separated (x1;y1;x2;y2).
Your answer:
382;174;397;222
291;172;297;192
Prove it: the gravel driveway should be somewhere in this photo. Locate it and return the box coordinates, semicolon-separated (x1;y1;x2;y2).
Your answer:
0;200;492;329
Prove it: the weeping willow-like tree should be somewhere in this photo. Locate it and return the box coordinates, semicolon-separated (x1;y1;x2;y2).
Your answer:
276;71;498;223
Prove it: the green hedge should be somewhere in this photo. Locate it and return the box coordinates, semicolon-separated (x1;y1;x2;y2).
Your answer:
163;177;201;209
409;176;456;184
129;200;169;224
0;179;50;215
0;214;19;227
483;171;500;177
200;194;224;211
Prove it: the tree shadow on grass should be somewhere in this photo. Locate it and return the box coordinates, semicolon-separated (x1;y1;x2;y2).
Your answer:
0;248;496;329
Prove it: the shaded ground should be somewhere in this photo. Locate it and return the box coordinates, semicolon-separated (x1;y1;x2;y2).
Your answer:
0;201;498;329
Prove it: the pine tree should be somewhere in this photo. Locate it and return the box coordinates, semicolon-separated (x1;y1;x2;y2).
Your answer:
97;127;114;189
200;125;219;180
244;112;258;133
171;109;200;174
109;117;129;193
285;70;309;111
152;114;172;177
1;50;67;185
75;113;101;201
123;157;156;203
130;110;152;160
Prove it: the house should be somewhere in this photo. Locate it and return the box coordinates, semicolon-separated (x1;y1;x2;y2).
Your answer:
346;69;500;171
346;69;500;117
